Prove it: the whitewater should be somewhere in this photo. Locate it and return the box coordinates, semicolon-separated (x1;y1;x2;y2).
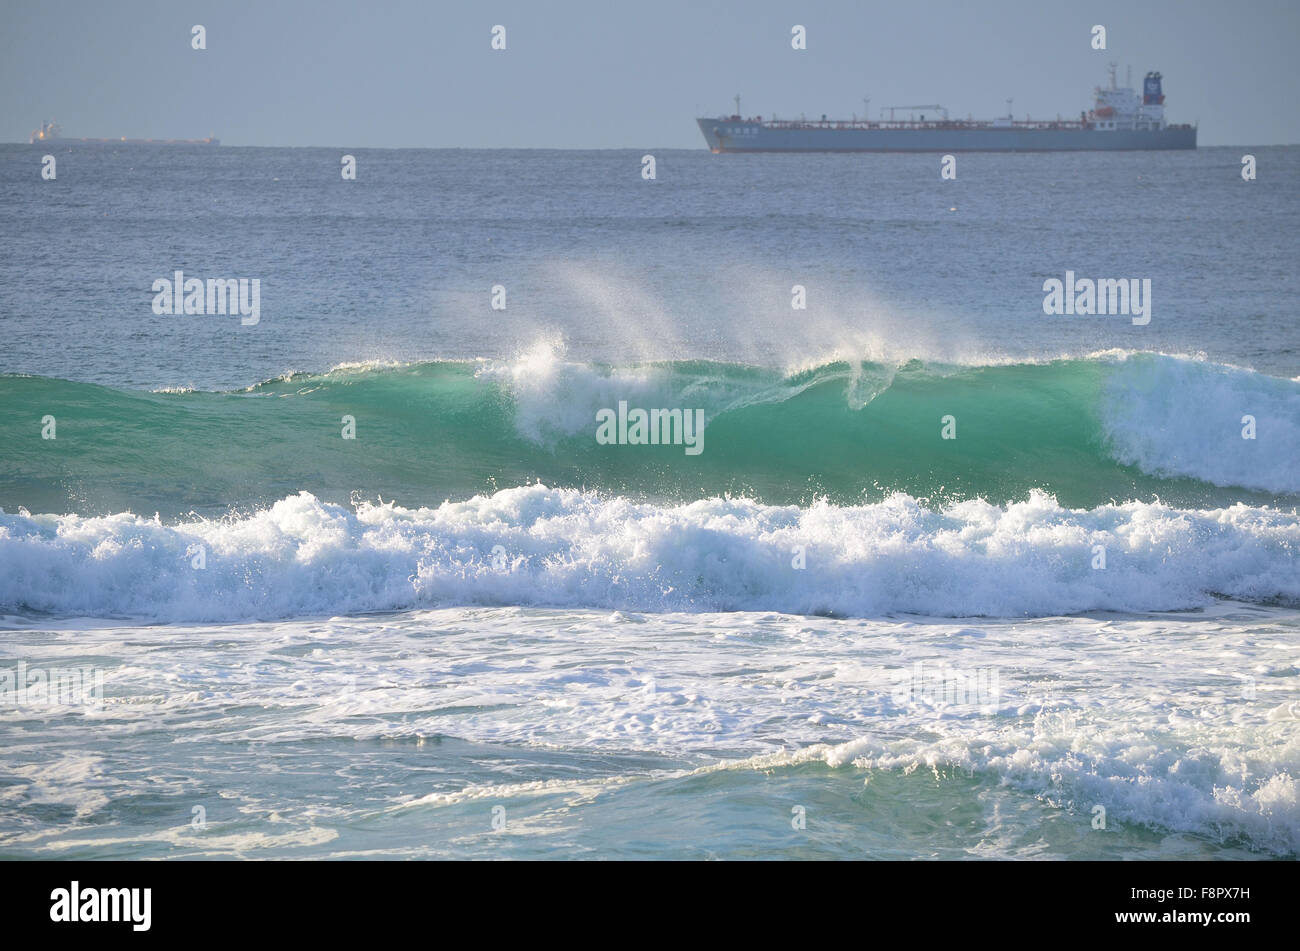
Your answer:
2;487;1298;621
3;604;1297;858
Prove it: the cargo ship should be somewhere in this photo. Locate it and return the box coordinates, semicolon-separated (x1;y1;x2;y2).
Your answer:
29;120;219;146
697;66;1195;152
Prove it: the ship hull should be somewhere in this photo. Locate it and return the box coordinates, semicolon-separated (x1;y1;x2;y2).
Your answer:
696;119;1196;152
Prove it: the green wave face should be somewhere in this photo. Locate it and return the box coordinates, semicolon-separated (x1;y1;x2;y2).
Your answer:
1;355;1296;517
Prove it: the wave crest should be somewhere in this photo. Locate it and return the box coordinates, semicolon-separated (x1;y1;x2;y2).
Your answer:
2;487;1296;621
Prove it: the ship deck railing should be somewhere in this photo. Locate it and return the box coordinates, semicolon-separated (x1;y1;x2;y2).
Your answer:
739;118;1096;132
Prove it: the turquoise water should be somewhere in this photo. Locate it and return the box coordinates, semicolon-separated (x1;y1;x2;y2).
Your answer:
3;353;1297;518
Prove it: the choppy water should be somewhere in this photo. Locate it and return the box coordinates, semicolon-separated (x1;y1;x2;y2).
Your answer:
3;605;1297;859
1;144;1297;858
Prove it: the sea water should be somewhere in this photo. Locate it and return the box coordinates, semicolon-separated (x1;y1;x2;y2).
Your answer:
1;144;1297;858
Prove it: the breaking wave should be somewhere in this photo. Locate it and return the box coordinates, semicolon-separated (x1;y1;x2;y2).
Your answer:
2;486;1296;621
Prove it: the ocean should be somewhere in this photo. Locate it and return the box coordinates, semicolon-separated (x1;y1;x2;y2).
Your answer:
1;143;1297;859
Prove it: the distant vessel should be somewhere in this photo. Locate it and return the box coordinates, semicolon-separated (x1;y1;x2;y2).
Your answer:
697;65;1196;153
29;120;219;146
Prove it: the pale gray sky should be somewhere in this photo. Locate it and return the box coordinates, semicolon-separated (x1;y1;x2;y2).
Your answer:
2;0;1297;147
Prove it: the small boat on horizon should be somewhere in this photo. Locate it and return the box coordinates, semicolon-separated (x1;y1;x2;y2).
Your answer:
29;120;220;146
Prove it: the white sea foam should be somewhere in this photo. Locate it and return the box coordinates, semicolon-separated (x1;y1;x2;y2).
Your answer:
474;338;674;442
473;337;784;443
706;729;1300;856
1098;351;1300;493
6;605;1294;856
1;487;1296;621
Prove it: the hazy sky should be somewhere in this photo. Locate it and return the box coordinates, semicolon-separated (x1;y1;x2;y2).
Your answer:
3;0;1297;147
